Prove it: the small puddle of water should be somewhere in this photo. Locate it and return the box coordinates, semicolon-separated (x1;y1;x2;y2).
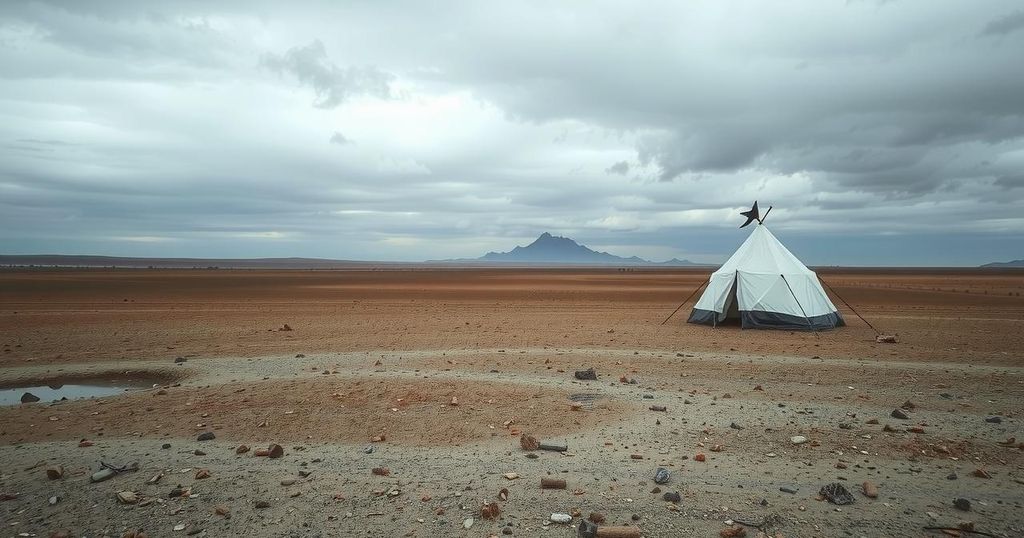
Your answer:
1;379;158;406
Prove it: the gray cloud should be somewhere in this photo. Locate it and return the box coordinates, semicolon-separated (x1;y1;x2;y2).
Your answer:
261;40;393;108
605;161;629;175
0;1;1022;265
329;132;352;145
980;10;1024;36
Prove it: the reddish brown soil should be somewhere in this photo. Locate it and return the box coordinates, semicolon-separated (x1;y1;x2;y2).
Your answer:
1;268;1022;366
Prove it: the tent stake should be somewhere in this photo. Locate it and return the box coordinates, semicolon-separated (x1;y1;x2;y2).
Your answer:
661;276;710;325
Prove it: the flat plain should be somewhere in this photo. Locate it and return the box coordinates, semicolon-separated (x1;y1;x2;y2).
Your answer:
0;268;1022;537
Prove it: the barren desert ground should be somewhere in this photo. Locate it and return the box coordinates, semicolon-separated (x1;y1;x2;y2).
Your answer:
1;268;1022;537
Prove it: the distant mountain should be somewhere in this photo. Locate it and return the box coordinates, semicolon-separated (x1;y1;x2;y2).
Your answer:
981;259;1024;268
442;232;703;265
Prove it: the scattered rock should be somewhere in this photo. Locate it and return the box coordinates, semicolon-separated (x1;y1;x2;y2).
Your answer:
541;478;566;489
463;518;474;529
954;498;971;511
649;405;667;412
281;478;297;486
901;400;916;410
862;481;878;498
268;443;284;458
90;468;116;483
174;357;187;363
972;468;991;479
662;491;681;503
790;435;808;445
197;432;215;441
890;409;909;420
162;443;171;449
255;500;271;509
730;422;743;430
498;488;509;501
780;486;798;494
46;466;64;480
947;472;958;480
214;504;230;517
694;453;706;462
372;467;390;476
195;469;210;480
520;434;540;451
503;472;519;480
193;449;206;456
235;445;249;454
720;525;747;537
116;491;138;504
481;501;500;519
875;334;897;343
654;467;670;484
550;513;572;524
588;512;605;524
985;416;1002;424
21;392;40;403
819;482;855;505
574;368;598;381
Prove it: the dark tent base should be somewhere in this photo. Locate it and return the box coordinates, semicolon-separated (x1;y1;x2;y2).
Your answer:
687;308;844;331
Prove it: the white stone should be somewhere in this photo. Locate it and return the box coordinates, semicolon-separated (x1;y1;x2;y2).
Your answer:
550;513;572;524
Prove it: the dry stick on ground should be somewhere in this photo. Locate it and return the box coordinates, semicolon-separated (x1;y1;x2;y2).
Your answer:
921;527;998;538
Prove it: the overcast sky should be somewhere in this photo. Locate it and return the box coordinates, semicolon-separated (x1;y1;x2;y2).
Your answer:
1;1;1023;265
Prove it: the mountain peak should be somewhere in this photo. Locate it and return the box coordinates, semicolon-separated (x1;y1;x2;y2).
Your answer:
467;233;701;265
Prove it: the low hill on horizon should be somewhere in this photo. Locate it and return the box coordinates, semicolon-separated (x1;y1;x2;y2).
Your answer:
980;259;1024;268
437;232;703;266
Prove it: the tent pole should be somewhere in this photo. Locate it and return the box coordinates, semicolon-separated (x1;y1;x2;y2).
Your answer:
781;274;818;336
661;276;711;326
818;277;882;335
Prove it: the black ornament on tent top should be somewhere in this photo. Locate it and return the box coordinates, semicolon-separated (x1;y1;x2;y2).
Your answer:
739;201;772;228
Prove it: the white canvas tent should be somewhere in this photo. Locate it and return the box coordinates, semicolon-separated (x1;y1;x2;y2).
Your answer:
687;224;844;330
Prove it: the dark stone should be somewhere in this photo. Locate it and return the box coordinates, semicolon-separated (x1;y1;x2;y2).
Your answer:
574;368;598;381
20;392;40;403
985;416;1002;423
662;491;681;503
255;500;271;509
654;467;670;484
197;432;216;441
780;486;798;494
577;520;597;538
174;357;187;363
819;483;855;505
730;422;743;430
162;443;171;449
194;450;206;456
954;498;971;511
946;472;958;480
890;409;909;420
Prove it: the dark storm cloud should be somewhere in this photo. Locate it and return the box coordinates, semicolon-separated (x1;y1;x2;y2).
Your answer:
261;40;393;108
